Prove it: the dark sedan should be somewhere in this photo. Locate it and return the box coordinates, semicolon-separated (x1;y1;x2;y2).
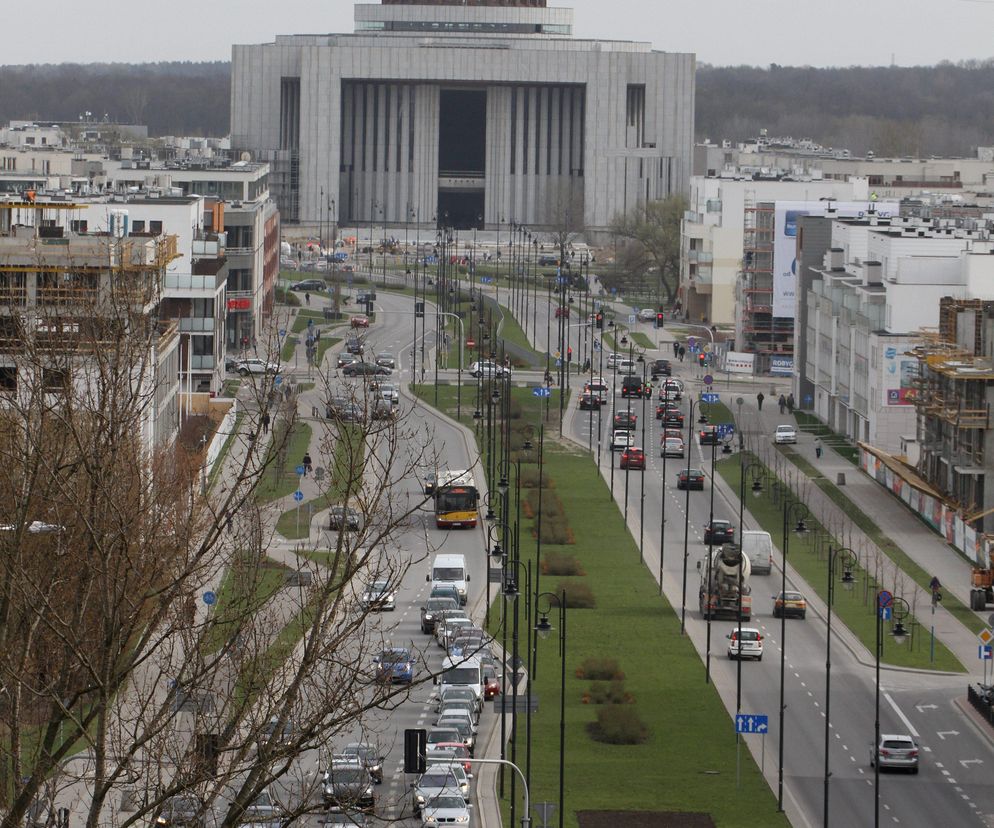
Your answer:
329;506;361;531
650;359;672;379
699;425;719;445
578;394;599;411
676;468;706;490
613;410;638;430
704;519;735;545
290;278;327;292
342;362;390;377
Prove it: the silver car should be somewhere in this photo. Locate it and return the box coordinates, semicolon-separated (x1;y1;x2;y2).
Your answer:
870;734;920;773
412;768;465;814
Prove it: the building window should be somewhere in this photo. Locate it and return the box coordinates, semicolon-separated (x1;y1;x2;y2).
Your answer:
42;368;67;392
149;220;163;235
132;220;146;233
0;367;15;391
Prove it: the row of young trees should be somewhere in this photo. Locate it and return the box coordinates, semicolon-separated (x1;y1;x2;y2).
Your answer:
0;256;448;826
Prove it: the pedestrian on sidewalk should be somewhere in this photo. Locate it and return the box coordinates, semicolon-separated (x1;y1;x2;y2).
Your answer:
815;437;823;459
778;394;787;414
262;411;271;434
678;345;686;362
302;452;313;476
757;391;765;410
673;341;679;358
787;392;795;414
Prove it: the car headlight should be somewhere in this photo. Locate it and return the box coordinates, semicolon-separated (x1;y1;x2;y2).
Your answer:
457;587;466;595
455;816;470;824
415;794;426;804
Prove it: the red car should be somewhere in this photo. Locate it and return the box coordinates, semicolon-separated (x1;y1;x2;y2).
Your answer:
554;306;570;318
350;315;370;328
483;665;501;700
432;742;472;773
620;447;646;470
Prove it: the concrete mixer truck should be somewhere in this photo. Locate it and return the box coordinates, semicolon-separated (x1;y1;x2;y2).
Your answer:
698;543;752;620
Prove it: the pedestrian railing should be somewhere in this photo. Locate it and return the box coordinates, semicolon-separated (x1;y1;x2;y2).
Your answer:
967;684;994;728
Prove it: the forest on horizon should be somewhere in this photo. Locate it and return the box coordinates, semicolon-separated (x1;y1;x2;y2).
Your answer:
1;60;993;158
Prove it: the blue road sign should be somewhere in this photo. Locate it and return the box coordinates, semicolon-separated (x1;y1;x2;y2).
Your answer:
593;340;601;351
202;590;217;606
532;387;552;398
804;394;813;406
295;464;305;476
715;423;735;438
308;318;314;327
425;255;438;265
279;328;287;337
701;393;720;404
556;358;563;367
689;343;702;354
877;590;894;609
293;490;304;502
980;645;993;661
703;374;714;386
628;314;637;324
481;276;493;284
735;714;769;734
879;606;893;621
275;375;283;385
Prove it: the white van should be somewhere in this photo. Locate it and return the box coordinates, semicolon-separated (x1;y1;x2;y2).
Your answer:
740;530;774;575
428;553;470;605
437;655;483;702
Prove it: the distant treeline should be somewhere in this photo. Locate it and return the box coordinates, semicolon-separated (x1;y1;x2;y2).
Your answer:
0;62;230;137
1;60;992;157
696;61;994;158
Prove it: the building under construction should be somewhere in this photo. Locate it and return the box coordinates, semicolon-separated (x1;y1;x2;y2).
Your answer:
912;297;994;533
0;199;181;452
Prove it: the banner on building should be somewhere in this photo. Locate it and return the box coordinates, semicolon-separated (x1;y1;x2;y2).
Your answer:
882;344;918;405
771;200;899;318
722;351;755;374
770;356;794;376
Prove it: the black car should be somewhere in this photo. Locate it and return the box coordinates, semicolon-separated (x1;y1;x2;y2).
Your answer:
704;519;735;545
621;376;645;398
290;278;326;292
342;362;389;377
613;410;637;430
699;425;719;445
538;254;558;266
662;410;685;428
650;359;672;379
329;506;361;531
421;597;459;633
337;352;360;369
677;468;706;490
322;762;375;811
345;338;366;356
578;394;598;411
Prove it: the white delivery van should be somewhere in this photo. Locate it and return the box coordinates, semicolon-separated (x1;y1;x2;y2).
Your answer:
437;655;483;702
428;553;470;605
740;530;774;575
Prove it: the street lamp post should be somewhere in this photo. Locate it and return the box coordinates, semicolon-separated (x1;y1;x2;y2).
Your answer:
535;590;567;828
680;397;698;634
875;592;911;828
778;498;810;812
824;545;858;827
737;450;765;717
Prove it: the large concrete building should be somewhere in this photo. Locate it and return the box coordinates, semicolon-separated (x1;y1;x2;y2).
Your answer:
230;0;695;234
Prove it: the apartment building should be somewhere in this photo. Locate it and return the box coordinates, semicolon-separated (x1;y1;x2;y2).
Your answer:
801;215;994;453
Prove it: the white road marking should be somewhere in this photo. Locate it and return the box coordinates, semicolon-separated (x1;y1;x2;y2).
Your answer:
883;691;919;738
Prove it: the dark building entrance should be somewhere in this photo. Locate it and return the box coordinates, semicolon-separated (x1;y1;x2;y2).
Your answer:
438;88;486;229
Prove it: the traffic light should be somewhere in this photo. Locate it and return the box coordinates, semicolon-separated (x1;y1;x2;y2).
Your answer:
698;352;706;367
656;312;666;329
404;728;427;774
595;313;603;330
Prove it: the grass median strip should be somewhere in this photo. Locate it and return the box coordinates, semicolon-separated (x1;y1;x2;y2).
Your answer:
414;384;787;827
495;303;545;365
719;454;964;672
777;445;985;637
254;421;313;503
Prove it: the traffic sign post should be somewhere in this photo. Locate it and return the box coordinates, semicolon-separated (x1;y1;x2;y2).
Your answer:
736;714;769;786
202;590;217;606
701;392;720;404
532;387;552;398
294;489;305;537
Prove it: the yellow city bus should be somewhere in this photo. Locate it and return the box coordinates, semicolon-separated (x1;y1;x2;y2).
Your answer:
433;470;479;529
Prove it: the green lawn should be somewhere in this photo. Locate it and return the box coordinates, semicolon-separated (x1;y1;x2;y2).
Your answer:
697;400;736;426
274;424;364;540
631;331;656;349
291;309;325;334
202;551;291;654
221;378;241;398
413;385;788;827
792;412;859;465
280;335;298;363
777;446;986;637
718;454;964;672
254;422;313;503
495;304;545;366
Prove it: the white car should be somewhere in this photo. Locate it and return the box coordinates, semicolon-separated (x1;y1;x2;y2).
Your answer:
774;424;797;444
361;580;396;611
617;359;637;376
637;308;657;322
469;360;509;379
372;382;400;404
605;353;622;369
420;791;471;827
610;429;635;451
235;357;280;375
659;379;684;401
727;627;763;661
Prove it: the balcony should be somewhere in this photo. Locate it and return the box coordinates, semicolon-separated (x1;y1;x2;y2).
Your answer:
687;250;713;264
178;317;216;333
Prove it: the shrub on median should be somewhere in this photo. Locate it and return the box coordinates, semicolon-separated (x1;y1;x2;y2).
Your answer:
587;705;649;745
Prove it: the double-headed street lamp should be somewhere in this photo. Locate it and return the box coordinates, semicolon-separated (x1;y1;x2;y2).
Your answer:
535;590;567;828
502;556;532;828
824;545;858;827
737;450;766;716
778;497;810;812
875;591;911;828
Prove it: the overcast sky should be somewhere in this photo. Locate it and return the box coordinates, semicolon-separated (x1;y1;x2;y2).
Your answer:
2;0;993;67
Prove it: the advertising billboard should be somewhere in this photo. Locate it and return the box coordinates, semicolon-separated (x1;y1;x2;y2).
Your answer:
772;200;899;318
882;344;917;405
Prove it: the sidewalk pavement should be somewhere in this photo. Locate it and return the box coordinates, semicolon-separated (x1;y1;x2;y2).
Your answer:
744;394;985;673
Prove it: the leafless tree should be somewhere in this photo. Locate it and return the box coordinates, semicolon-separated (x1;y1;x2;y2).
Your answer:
0;238;448;828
